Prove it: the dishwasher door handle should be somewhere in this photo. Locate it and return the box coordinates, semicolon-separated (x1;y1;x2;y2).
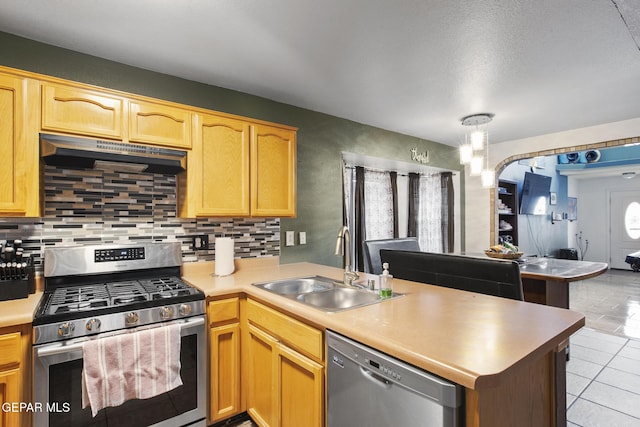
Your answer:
359;366;392;389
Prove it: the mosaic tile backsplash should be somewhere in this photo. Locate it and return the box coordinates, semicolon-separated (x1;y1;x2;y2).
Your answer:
0;166;280;273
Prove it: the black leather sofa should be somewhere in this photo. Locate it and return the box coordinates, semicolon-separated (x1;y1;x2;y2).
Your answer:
380;250;524;301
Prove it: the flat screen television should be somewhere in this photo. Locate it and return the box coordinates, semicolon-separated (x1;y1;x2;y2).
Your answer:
519;172;552;215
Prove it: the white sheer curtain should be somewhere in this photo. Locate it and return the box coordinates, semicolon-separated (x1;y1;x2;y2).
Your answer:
418;173;443;252
364;169;394;240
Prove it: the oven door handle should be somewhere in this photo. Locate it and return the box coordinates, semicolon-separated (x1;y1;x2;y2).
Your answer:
36;316;205;358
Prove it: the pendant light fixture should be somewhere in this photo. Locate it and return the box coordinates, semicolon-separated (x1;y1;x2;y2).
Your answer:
460;113;495;188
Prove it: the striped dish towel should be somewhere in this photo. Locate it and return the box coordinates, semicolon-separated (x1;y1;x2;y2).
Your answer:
81;323;182;417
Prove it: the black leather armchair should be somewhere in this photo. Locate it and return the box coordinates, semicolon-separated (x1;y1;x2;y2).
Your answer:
380;250;524;301
362;238;421;274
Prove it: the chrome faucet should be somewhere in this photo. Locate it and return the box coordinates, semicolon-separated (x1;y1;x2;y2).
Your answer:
335;225;359;286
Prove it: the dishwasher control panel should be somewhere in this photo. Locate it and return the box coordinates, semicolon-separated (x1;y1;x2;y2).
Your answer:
365;356;402;381
332;339;405;384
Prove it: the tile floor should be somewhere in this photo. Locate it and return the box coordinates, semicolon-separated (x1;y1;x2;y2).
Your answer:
567;328;640;426
567;268;640;426
570;268;640;339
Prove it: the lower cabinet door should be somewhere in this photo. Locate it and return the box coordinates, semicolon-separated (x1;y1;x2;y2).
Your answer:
247;325;278;427
246;323;324;427
210;323;241;423
0;368;21;427
277;344;324;427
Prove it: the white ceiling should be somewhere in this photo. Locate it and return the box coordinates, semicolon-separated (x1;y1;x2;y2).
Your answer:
0;0;639;146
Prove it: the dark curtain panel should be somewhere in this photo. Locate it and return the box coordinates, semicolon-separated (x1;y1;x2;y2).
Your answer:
407;173;420;238
441;172;455;252
340;162;348;226
390;171;399;238
354;166;366;271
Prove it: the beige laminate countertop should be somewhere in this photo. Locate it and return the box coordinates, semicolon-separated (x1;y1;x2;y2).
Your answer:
182;258;585;391
0;292;43;328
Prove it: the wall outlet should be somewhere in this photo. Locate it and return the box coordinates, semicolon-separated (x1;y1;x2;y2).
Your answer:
285;231;295;246
192;234;209;250
299;231;307;245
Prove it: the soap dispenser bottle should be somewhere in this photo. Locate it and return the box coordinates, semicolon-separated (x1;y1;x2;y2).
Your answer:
379;262;393;298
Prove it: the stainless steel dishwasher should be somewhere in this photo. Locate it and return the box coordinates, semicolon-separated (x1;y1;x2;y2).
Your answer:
327;331;463;427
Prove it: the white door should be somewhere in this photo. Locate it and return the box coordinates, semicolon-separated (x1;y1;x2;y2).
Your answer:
610;190;640;269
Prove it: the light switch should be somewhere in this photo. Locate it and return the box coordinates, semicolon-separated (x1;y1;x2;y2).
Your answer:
285;231;295;246
299;232;307;245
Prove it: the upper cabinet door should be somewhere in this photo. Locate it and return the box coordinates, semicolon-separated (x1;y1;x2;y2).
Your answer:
0;74;38;217
192;113;250;217
250;124;296;217
129;100;192;148
41;83;124;139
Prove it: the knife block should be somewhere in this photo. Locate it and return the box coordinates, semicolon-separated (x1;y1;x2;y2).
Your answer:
0;257;34;301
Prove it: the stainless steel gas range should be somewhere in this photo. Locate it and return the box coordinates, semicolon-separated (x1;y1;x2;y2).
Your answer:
33;242;206;427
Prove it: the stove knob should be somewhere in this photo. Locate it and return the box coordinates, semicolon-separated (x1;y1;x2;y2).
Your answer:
86;318;102;332
179;304;192;316
125;312;139;326
159;306;174;320
58;322;75;337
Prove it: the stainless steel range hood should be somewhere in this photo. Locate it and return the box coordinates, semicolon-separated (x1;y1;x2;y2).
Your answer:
40;133;187;174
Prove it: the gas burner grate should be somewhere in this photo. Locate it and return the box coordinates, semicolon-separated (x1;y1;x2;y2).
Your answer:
107;281;149;305
39;275;199;318
47;285;110;315
140;277;187;290
140;277;192;299
151;289;192;299
54;300;109;314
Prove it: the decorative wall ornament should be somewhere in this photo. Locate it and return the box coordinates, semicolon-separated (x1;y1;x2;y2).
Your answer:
410;147;429;164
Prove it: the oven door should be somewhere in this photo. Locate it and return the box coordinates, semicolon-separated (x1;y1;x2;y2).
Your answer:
33;316;206;427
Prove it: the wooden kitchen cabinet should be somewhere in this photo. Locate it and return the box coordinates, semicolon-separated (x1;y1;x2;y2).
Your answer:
41;83;124;139
178;116;296;218
0;73;39;217
41;82;192;149
181;114;251;217
41;81;192;150
0;65;297;219
208;297;242;423
246;299;323;427
251;124;296;217
128;100;192;149
0;326;32;427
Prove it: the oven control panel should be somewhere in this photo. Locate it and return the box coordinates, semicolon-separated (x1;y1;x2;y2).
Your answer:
95;247;146;263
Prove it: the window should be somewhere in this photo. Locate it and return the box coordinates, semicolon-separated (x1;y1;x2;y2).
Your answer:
342;158;456;270
625;201;640;240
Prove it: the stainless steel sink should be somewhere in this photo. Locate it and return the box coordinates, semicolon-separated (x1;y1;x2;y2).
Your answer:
260;277;334;295
253;276;401;312
297;288;383;312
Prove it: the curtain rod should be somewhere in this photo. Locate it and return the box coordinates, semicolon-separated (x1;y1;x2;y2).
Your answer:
343;164;456;177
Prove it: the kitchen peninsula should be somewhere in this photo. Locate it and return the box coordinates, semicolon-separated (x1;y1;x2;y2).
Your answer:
183;259;584;427
0;259;583;426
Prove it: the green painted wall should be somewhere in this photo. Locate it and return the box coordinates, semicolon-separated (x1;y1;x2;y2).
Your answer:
0;31;464;267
